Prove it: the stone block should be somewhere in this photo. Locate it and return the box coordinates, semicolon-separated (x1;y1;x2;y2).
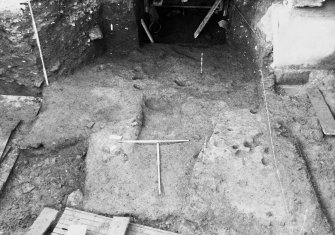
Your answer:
275;69;310;85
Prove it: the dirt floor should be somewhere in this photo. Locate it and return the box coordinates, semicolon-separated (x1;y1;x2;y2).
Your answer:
1;1;335;235
0;38;334;234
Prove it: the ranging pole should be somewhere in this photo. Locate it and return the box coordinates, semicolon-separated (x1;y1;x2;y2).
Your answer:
119;139;189;195
27;0;49;86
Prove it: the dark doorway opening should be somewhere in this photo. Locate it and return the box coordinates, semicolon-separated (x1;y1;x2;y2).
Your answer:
136;0;227;45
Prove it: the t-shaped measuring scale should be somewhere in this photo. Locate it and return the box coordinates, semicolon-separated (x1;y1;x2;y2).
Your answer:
119;139;189;195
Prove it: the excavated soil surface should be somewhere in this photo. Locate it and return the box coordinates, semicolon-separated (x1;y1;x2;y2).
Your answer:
0;44;334;234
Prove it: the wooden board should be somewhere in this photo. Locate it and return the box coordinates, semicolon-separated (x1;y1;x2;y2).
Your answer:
0;121;19;160
127;224;179;235
108;217;130;235
67;225;87;235
0;95;41;160
194;0;222;38
0;147;19;193
308;89;335;135
25;207;59;235
52;208;179;235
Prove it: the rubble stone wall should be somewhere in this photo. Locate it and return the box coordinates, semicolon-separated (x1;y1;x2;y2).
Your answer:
0;0;137;86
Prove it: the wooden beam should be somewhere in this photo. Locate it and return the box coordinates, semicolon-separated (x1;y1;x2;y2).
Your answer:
141;19;154;43
0;148;19;194
51;208;178;235
107;217;130;235
67;225;87;235
308;88;335;135
0;121;19;161
223;0;230;17
194;0;222;39
127;223;179;235
25;207;59;235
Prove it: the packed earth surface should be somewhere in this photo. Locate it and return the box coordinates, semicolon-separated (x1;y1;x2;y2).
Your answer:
1;0;335;235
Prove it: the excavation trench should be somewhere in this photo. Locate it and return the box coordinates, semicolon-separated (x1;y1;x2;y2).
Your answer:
0;0;335;234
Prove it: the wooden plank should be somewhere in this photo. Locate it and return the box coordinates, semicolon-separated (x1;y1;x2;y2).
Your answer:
25;207;59;235
141;19;154;43
223;0;230;16
0;121;19;160
63;208;113;224
53;208;178;235
127;223;179;235
308;89;335;135
194;0;222;38
67;225;87;235
53;208;114;235
52;227;67;235
0;148;19;193
107;217;130;235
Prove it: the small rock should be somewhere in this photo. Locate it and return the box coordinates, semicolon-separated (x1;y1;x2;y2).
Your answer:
102;146;110;154
266;211;273;217
22;183;35;194
122;153;128;162
97;64;105;71
89;25;103;41
44;158;50;165
133;84;142;90
66;189;84;207
0;68;5;76
86;121;95;128
250;107;258;114
218;19;228;29
192;134;202;141
110;145;122;155
33;79;44;88
261;156;271;166
174;79;186;87
50;60;61;72
131;121;139;126
132;76;143;80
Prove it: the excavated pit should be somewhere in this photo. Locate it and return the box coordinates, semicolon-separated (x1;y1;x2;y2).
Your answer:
1;0;335;234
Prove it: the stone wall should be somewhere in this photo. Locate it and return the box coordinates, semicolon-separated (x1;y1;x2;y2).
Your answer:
258;0;335;84
0;0;138;87
0;0;102;86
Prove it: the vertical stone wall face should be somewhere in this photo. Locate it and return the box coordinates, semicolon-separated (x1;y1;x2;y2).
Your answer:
0;0;106;86
0;0;139;86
